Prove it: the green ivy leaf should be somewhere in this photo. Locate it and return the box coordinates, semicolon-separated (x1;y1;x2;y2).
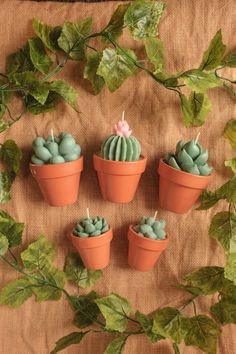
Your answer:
13;71;49;105
135;310;164;343
0;111;9;133
145;37;165;72
182;70;222;93
222;51;236;68
172;343;180;354
225;158;236;173
58;18;92;60
97;48;137;92
95;293;132;332
83;52;105;95
211;296;236;325
176;283;204;296
183;315;221;354
124;0;166;40
0;171;15;203
0;140;22;174
0;233;9;256
152;307;187;344
0;209;24;247
25;92;58;115
6;44;34;75
64;253;102;289
32;19;61;52
180;91;211;127
196;190;221;210
21;235;55;271
71;291;100;328
209;212;236;252
225;252;236;285
224;118;236;151
50;332;87;354
104;336;127;354
199;29;226;71
50;80;79;112
28;37;53;74
104;4;130;40
0;277;32;308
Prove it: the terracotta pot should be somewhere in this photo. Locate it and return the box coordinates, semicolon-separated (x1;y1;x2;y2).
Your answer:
93;154;147;203
128;225;169;272
69;228;113;270
158;158;212;214
30;156;83;207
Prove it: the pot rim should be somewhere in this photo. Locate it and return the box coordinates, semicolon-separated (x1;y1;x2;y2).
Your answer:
128;225;169;251
70;227;113;249
93;154;147;175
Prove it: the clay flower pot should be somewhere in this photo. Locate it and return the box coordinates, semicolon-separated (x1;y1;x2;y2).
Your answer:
30;156;83;207
128;225;169;272
158;158;212;214
93;154;147;203
69;228;113;270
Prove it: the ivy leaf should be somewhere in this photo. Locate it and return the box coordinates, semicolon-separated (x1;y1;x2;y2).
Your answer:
28;37;53;74
183;266;225;295
50;332;87;354
173;343;180;354
199;29;226;71
225;158;236;173
104;336;127;354
21;235;55;271
83;52;105;95
180;91;211;127
97;48;137;92
95;293;132;332
13;71;49;105
183;315;221;354
176;283;204;296
0;140;22;174
0;112;9;133
182;70;222;93
50;80;79;112
135;311;164;343
71;291;100;328
224;118;236;151
222;51;236;68
25;92;58;115
32;19;61;52
124;0;166;40
0;209;24;247
152;307;187;344
64;253;102;289
6;44;34;75
104;4;130;40
58;18;92;60
225;252;236;285
145;37;165;72
0;233;9;256
0;171;15;203
211;296;236;325
209;212;236;252
0;277;32;308
196;190;222;210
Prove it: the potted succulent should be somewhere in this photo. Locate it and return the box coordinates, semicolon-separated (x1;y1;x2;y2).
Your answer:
158;133;213;214
93;112;147;203
128;212;169;272
30;131;83;207
69;211;113;270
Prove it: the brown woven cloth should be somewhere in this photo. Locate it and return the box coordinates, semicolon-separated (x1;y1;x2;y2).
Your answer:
0;0;235;353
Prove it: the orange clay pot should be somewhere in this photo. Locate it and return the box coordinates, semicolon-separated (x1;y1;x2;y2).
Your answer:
93;154;147;203
158;158;212;214
69;228;113;270
30;156;83;207
128;225;169;272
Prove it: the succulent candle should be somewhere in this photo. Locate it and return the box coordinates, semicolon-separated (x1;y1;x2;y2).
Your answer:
133;213;166;240
101;112;141;161
31;131;81;165
73;216;109;238
164;133;212;176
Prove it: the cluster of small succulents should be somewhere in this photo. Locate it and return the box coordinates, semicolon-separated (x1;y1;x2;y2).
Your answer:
133;216;166;240
165;139;212;176
73;216;109;238
31;132;81;165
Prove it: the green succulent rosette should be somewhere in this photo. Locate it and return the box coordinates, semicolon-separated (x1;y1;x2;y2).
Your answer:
133;216;166;240
73;216;109;238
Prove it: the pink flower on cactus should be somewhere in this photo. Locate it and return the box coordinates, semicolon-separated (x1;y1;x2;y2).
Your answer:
113;112;132;137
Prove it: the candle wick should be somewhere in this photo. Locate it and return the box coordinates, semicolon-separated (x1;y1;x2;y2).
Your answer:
86;207;90;219
153;210;158;220
121;111;125;122
195;132;201;144
51;129;54;142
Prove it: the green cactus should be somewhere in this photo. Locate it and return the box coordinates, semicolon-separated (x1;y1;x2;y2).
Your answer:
165;139;212;176
133;216;166;240
73;216;109;238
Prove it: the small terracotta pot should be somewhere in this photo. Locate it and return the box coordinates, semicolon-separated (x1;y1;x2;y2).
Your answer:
128;225;169;272
69;228;113;270
158;158;212;214
30;156;83;207
93;154;147;203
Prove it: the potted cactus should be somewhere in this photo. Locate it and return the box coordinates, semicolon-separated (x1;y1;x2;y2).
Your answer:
128;212;169;272
30;131;83;206
93;112;147;203
158;133;213;214
69;210;113;270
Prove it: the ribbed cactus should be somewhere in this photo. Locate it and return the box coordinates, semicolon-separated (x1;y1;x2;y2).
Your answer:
73;216;109;238
101;113;141;162
133;216;166;240
165;137;212;176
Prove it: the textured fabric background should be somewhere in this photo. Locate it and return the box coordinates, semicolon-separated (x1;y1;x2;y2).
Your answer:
0;0;236;353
